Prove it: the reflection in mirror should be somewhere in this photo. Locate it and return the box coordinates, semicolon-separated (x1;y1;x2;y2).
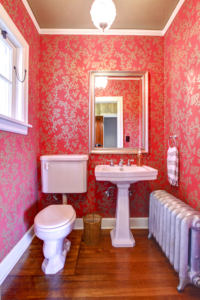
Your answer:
95;96;123;148
95;78;142;149
89;71;148;154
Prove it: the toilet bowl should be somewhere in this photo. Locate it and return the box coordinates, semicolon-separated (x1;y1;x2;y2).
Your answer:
34;204;76;274
34;154;88;274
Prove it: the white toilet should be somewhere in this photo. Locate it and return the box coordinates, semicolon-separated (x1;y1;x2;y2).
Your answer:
34;154;88;274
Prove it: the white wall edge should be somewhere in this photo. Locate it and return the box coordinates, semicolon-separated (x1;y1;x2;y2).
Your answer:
0;225;35;285
74;217;149;229
21;0;41;34
162;0;185;36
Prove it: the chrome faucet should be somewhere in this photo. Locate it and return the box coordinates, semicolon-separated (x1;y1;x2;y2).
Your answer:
118;159;124;167
107;159;114;166
127;159;134;166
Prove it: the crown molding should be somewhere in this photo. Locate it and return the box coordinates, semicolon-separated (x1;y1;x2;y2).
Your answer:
21;0;185;37
162;0;185;35
40;28;163;36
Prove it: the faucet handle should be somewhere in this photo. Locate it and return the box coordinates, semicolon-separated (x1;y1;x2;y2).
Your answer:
118;159;124;166
107;159;114;166
127;159;134;166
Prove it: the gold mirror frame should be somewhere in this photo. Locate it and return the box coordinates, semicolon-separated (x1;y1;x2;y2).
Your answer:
89;71;149;154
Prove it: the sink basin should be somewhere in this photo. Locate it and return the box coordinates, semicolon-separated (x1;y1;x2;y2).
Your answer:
95;164;158;248
95;164;158;184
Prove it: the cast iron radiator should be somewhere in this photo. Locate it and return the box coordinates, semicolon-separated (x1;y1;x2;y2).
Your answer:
148;190;200;292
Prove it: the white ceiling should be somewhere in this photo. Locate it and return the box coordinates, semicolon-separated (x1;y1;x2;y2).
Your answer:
22;0;185;35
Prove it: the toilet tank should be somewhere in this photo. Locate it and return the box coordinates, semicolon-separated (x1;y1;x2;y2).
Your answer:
40;155;89;193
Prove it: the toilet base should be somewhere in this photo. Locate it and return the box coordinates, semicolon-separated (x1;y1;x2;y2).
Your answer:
42;238;71;274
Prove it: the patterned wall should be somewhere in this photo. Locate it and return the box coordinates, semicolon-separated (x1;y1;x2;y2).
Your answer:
39;35;165;218
95;79;142;148
164;0;200;211
0;0;39;262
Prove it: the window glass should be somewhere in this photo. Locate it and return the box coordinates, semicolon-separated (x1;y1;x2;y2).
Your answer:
0;37;13;80
0;77;12;116
0;36;14;117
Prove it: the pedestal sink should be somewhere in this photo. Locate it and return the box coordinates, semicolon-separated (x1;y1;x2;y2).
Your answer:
95;164;158;247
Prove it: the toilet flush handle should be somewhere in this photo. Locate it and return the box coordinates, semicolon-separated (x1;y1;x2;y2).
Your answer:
44;163;49;170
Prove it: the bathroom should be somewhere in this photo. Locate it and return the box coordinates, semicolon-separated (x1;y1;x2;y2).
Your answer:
0;0;200;298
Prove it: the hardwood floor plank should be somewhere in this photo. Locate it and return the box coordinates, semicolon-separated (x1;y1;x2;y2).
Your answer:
1;230;200;299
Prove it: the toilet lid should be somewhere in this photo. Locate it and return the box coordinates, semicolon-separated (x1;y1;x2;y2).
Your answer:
34;205;75;229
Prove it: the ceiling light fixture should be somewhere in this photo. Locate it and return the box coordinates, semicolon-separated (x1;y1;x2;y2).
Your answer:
90;0;116;32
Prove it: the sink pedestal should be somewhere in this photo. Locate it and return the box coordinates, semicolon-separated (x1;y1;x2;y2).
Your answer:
95;164;158;248
110;183;135;247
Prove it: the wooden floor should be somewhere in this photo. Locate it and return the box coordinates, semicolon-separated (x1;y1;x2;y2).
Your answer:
1;229;200;299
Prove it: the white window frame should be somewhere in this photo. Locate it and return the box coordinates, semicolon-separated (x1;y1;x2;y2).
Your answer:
0;4;32;135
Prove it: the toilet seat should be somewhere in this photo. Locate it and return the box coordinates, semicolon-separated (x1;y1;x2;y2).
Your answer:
34;205;75;229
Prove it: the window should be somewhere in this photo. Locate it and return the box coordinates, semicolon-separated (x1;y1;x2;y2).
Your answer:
0;34;16;117
0;4;32;135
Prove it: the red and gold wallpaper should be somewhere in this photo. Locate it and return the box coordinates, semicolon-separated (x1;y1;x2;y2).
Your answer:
38;35;165;218
95;79;142;148
3;0;200;265
164;0;200;211
0;0;40;262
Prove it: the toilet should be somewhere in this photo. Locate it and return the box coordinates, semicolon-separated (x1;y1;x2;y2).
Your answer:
34;154;88;274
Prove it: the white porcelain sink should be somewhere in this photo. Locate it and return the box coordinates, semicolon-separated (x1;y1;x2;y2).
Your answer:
95;164;158;248
95;165;158;184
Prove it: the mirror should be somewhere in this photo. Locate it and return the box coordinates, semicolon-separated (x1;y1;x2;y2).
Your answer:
89;71;148;154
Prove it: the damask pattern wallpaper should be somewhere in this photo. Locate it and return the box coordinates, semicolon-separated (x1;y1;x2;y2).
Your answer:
2;0;199;266
95;80;142;148
164;0;200;211
0;0;39;262
38;35;165;218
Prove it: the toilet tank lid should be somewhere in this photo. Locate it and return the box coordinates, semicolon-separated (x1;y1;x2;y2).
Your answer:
40;154;89;161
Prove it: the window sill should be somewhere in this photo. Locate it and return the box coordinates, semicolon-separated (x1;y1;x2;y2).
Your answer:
0;114;32;135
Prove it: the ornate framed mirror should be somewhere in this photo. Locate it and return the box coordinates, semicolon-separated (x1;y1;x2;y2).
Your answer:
89;71;149;154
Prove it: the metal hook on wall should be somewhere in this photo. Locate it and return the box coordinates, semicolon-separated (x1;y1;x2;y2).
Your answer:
14;66;27;83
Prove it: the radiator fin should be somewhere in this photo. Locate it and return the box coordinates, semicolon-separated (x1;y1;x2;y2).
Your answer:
148;190;200;292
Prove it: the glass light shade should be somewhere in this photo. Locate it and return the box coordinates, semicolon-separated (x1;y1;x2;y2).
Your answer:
90;0;116;31
95;77;108;89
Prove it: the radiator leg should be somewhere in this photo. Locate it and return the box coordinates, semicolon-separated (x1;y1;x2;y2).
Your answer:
177;277;191;293
192;276;200;288
148;232;152;239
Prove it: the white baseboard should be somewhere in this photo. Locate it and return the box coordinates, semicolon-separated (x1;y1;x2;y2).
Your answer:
74;217;149;229
0;218;148;285
0;225;35;285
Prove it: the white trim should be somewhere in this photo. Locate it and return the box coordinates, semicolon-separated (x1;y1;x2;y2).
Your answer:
21;0;185;37
0;218;148;284
21;0;41;34
0;113;32;135
40;28;164;36
0;4;29;48
74;217;148;229
162;0;185;35
100;113;117;118
0;4;31;134
95;96;123;148
0;225;35;285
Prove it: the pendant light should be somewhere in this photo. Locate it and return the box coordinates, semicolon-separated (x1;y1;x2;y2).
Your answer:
90;0;116;32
